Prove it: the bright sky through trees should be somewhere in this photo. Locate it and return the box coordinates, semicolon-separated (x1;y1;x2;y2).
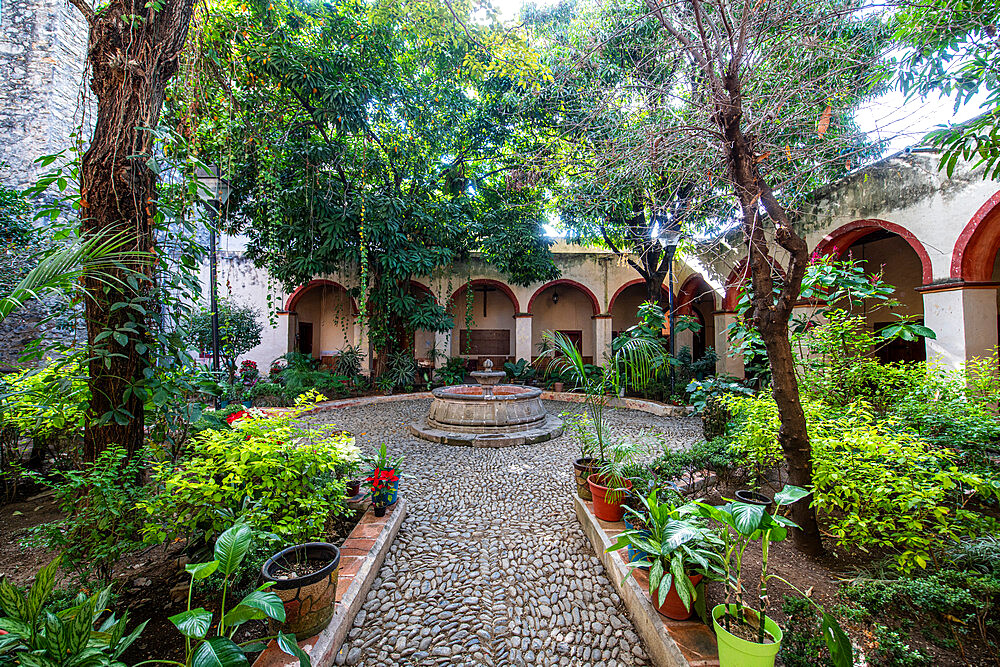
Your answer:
495;0;988;157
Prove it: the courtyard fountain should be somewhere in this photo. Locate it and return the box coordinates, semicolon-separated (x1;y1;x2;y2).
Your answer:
409;360;563;447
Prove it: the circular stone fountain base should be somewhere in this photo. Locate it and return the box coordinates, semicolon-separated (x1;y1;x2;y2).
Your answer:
409;383;563;447
408;414;564;447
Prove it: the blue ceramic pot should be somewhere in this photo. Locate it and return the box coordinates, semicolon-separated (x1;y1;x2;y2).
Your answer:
374;480;399;507
623;515;652;568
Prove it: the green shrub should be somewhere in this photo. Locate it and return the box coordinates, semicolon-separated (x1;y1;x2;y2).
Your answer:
23;446;148;582
436;356;467;385
0;357;88;440
727;395;1000;571
777;595;829;666
140;393;360;545
649;437;740;482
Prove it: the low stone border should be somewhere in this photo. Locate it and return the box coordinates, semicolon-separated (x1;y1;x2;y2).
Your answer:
304;390;692;418
253;499;408;667
574;495;719;667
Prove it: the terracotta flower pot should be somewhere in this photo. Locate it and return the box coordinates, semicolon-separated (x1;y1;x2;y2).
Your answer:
261;542;341;640
553;382;564;392
573;457;598;500
346;479;361;497
654;573;702;620
587;474;632;522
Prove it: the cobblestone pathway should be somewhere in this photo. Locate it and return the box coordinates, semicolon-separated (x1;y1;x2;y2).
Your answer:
312;400;701;667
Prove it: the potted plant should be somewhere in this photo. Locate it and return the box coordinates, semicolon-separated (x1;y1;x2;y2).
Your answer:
608;490;725;620
364;442;403;516
696;486;853;667
587;441;643;521
261;541;342;641
171;523;311;664
563;411;598;500
375;375;394;396
543;329;661;508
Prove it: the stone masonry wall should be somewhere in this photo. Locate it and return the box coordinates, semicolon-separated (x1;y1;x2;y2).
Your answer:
0;0;88;190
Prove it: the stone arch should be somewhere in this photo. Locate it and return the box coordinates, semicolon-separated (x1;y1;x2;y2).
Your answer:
449;279;520;313
722;261;751;312
951;190;1000;281
608;279;670;313
815;219;933;284
676;273;717;316
284;279;358;313
527;279;600;316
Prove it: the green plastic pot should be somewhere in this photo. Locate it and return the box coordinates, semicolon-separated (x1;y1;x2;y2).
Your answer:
712;604;783;667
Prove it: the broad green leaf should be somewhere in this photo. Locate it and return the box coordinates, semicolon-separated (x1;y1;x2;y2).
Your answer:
223;591;285;627
168;608;213;639
112;619;148;659
26;557;60;620
821;612;854;667
0;579;27;621
277;631;312;667
773;485;809;506
214;524;252;575
185;561;220;580
670;556;691;611
731;503;766;535
191;637;249;667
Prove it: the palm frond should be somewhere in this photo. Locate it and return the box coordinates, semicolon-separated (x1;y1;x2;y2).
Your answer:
0;232;144;322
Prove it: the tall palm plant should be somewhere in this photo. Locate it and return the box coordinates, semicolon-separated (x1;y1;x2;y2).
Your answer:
543;329;664;461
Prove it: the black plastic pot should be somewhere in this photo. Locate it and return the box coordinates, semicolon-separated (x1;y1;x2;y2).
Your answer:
735;489;772;508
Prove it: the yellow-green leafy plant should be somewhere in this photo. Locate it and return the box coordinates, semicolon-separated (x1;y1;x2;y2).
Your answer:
140;392;360;545
726;395;1000;571
0;356;88;440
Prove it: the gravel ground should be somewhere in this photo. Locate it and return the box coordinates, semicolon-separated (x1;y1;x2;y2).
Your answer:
311;399;702;667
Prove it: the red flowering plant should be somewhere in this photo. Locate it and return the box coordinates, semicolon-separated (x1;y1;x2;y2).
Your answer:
363;442;403;507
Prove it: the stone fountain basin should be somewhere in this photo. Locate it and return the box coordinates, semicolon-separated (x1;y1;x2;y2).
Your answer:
408;384;564;447
427;384;545;432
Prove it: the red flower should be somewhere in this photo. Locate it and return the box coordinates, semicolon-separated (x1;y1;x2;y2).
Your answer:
226;410;247;425
365;466;399;491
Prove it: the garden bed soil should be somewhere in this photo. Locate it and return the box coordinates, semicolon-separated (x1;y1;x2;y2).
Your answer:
0;495;363;665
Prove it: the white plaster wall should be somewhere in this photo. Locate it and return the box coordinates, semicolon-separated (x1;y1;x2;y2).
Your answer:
530;285;596;359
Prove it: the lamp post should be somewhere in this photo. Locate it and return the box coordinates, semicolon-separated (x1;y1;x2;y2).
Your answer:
652;211;681;394
196;166;231;407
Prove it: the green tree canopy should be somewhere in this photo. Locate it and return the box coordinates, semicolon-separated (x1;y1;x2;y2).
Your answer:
173;0;559;358
185;298;263;380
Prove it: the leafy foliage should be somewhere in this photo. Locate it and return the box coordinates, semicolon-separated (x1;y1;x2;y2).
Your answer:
0;557;145;667
184;299;263;381
178;0;557;358
726;395;1000;571
893;0;1000;179
140;394;360;544
168;524;308;667
24;446;149;582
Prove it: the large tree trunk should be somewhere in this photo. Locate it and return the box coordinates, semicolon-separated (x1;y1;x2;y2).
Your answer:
716;72;824;555
73;0;196;461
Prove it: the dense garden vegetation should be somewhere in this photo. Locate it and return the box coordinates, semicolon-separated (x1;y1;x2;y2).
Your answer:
1;0;998;665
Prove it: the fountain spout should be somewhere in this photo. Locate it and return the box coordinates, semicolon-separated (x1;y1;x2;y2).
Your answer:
470;359;506;399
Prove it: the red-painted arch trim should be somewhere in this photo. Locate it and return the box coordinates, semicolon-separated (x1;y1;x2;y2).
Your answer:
527;279;600;316
409;280;436;303
449;279;520;312
677;273;717;316
722;261;752;312
608;278;671;313
285;279;358;314
951;190;1000;281
814;219;933;285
